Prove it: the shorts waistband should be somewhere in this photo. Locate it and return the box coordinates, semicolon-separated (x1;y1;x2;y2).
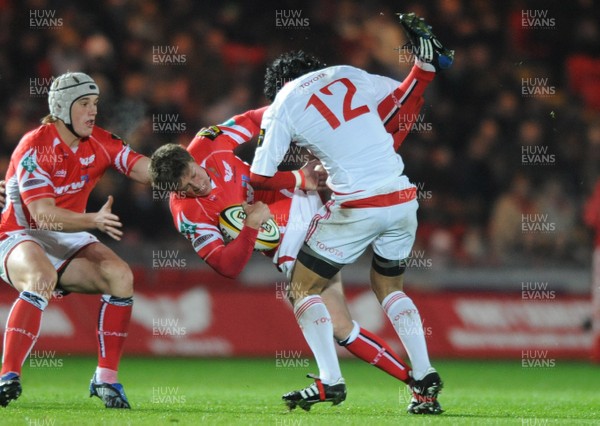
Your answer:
339;187;416;208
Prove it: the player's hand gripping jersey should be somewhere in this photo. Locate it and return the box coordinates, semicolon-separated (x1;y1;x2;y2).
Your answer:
0;124;142;237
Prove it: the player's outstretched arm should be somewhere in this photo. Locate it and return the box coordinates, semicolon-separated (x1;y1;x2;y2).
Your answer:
128;156;151;185
28;196;123;240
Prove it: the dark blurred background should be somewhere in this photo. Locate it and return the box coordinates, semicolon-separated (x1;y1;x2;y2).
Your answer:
1;0;599;277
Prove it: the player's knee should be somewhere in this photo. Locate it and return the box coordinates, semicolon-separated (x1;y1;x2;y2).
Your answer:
20;269;58;298
332;318;354;342
104;260;134;297
371;253;406;277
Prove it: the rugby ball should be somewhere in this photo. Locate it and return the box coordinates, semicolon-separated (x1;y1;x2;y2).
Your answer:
218;204;280;251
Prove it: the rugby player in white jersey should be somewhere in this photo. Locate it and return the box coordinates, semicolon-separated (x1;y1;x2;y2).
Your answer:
250;13;454;414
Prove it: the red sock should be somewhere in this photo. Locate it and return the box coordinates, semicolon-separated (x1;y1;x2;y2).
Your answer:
96;296;132;374
1;294;46;376
343;327;412;383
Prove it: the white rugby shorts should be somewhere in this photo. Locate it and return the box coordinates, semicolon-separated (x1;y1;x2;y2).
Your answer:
304;177;418;265
273;189;323;280
0;230;98;286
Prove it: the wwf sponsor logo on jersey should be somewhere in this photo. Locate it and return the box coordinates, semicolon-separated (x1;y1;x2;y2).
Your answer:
196;125;223;140
55;178;86;195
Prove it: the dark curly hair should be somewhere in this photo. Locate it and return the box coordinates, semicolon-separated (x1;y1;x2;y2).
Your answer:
149;143;194;191
264;50;325;101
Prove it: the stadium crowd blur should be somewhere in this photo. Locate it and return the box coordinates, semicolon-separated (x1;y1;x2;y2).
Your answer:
0;0;599;268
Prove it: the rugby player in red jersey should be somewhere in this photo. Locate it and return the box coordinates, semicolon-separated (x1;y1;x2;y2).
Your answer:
0;72;151;409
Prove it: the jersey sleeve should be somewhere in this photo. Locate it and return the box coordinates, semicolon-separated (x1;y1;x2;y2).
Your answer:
172;202;258;279
100;132;144;176
17;146;56;205
250;105;293;177
196;107;267;150
362;70;403;104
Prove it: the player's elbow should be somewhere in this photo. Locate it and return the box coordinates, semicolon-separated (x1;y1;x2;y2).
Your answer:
203;253;243;280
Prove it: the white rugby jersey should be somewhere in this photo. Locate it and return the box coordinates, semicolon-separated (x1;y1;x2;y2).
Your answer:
251;65;406;196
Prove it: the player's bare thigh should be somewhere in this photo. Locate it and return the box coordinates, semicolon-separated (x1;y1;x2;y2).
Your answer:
59;242;133;298
6;241;58;300
321;272;354;341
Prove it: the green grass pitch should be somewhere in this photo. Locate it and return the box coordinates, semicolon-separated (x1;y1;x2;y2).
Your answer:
2;357;598;425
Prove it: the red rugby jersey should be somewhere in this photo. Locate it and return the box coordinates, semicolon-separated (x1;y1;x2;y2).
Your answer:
170;108;293;272
0;123;143;236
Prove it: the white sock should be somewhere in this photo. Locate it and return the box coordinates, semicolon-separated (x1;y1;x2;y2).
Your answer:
95;366;118;383
415;58;436;73
294;295;342;384
382;291;431;379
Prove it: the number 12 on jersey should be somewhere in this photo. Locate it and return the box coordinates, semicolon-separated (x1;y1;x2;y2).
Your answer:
305;78;370;130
